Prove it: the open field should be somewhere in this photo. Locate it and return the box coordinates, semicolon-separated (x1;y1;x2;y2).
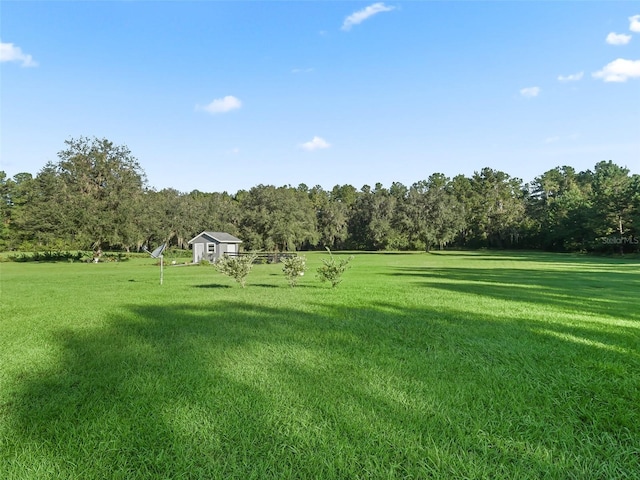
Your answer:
1;251;639;479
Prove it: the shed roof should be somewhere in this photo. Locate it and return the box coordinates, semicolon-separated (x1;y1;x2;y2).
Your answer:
188;231;242;244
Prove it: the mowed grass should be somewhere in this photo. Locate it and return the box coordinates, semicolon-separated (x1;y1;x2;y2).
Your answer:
1;251;639;479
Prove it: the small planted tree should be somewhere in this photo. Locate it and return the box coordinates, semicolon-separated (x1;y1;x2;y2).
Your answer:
215;253;258;288
316;247;353;288
282;255;306;287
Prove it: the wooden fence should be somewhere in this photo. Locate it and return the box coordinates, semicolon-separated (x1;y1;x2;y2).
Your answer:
224;252;298;264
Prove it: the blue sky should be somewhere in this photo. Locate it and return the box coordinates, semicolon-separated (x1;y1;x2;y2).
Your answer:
2;1;639;193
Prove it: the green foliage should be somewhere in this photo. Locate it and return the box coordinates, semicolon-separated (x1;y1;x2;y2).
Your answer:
281;254;306;287
3;145;639;255
6;250;130;263
239;184;319;251
528;163;640;253
215;253;258;287
0;137;146;252
316;248;353;288
457;168;527;249
8;250;88;263
397;174;466;251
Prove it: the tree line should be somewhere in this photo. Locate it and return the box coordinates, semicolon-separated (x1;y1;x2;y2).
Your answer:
1;137;639;253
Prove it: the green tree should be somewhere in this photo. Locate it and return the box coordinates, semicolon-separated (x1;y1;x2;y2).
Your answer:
348;183;397;250
195;191;242;240
316;248;353;288
282;255;307;287
309;185;349;250
0;172;16;249
528;166;592;251
629;174;640;247
14;165;71;249
459;168;527;248
590;161;634;237
398;174;465;251
215;252;258;288
239;185;318;251
146;188;193;249
55;137;147;250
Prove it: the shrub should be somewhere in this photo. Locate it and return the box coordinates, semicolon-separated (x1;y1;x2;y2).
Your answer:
102;252;127;262
282;255;306;287
7;250;91;263
316;248;354;288
215;253;258;288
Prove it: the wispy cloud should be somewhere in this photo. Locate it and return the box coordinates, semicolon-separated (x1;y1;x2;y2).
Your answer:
291;67;314;74
342;3;395;31
0;41;37;67
630;14;640;33
300;136;331;151
592;58;640;82
558;72;584;82
606;32;632;45
544;133;580;144
196;95;242;114
520;86;540;98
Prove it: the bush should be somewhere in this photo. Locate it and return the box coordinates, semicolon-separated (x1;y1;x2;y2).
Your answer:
316;248;354;288
7;250;92;263
282;255;306;287
215;253;258;288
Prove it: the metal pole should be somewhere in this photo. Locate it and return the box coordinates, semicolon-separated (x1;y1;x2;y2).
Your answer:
160;254;164;285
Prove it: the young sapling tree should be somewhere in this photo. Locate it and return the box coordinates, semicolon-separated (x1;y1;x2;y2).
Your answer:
316;248;353;288
215;253;258;288
282;255;306;287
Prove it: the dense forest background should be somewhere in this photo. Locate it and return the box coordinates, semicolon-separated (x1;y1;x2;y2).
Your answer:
2;137;639;254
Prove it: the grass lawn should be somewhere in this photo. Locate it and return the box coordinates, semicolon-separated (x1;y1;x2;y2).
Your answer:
1;251;639;479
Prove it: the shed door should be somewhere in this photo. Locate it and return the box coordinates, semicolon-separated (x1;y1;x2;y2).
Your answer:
194;243;205;263
227;243;237;254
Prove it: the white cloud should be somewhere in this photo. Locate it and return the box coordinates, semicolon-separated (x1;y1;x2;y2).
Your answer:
342;3;395;31
291;67;314;74
592;58;640;82
630;14;640;33
520;86;540;98
606;32;631;45
558;72;584;82
0;41;37;67
300;136;331;151
196;95;242;114
544;134;580;144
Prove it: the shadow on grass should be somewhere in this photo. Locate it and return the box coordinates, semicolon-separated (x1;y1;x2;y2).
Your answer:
389;262;640;322
193;284;232;289
427;249;640;265
3;299;639;478
195;283;322;290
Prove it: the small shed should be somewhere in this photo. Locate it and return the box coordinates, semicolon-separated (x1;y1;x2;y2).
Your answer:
188;231;242;263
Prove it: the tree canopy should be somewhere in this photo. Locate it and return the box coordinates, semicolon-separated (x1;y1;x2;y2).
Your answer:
2;137;638;253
